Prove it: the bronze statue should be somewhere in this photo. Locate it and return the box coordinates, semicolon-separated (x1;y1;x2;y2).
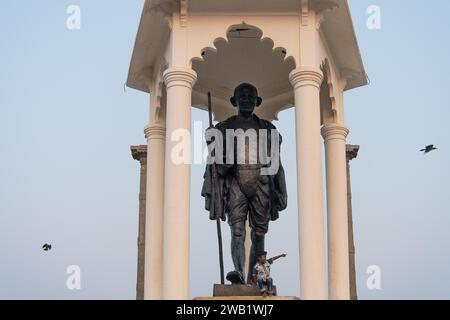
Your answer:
202;83;287;284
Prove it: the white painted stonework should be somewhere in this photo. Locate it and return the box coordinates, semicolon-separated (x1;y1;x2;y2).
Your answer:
127;0;367;300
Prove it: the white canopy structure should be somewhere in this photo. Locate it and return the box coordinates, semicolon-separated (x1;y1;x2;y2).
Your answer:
127;0;367;300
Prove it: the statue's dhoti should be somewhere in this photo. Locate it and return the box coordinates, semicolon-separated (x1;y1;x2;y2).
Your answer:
225;167;271;235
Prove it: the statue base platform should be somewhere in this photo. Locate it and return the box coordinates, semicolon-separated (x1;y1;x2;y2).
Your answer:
212;284;277;297
194;296;299;300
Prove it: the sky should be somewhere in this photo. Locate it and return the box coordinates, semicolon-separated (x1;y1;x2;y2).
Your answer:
1;0;450;300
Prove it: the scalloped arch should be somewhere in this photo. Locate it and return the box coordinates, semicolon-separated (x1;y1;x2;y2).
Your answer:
190;22;297;67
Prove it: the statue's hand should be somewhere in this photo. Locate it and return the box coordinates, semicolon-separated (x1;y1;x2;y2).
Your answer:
205;127;217;143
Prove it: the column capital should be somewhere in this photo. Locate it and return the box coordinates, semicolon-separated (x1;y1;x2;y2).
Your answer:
346;144;360;161
144;124;166;141
163;67;197;89
321;124;349;141
131;145;148;162
289;67;323;89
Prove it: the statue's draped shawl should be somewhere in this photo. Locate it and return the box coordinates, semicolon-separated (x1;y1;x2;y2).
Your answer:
201;115;287;223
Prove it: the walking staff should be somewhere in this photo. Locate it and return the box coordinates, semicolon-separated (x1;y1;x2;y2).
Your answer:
207;92;225;285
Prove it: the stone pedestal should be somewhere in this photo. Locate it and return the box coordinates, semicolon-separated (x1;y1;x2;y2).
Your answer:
194;296;300;301
213;284;277;297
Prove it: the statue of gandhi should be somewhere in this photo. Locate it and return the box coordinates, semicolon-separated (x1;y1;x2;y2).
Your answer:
202;83;288;284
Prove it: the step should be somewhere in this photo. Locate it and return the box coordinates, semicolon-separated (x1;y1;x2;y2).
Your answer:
194;296;300;300
213;284;277;297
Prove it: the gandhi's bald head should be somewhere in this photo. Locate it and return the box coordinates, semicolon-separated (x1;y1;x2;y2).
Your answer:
230;83;262;116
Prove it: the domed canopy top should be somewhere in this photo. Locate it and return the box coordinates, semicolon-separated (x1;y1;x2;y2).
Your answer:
127;0;367;92
127;0;367;121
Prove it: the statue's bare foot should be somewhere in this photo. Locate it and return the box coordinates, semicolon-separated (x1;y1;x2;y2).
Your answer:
226;271;245;284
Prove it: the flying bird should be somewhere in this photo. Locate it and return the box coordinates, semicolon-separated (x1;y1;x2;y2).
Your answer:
420;145;437;154
42;243;52;251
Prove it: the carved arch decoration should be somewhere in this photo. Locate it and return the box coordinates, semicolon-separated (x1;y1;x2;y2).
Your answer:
151;60;169;124
320;58;339;125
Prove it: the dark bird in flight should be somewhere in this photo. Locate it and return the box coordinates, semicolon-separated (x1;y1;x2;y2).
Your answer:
42;243;52;251
420;145;437;154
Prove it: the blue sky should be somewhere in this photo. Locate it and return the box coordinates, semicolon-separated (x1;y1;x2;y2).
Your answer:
1;0;450;299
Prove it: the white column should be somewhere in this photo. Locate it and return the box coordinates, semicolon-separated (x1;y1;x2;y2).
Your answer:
143;124;166;300
162;67;197;300
289;67;327;300
322;124;350;300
